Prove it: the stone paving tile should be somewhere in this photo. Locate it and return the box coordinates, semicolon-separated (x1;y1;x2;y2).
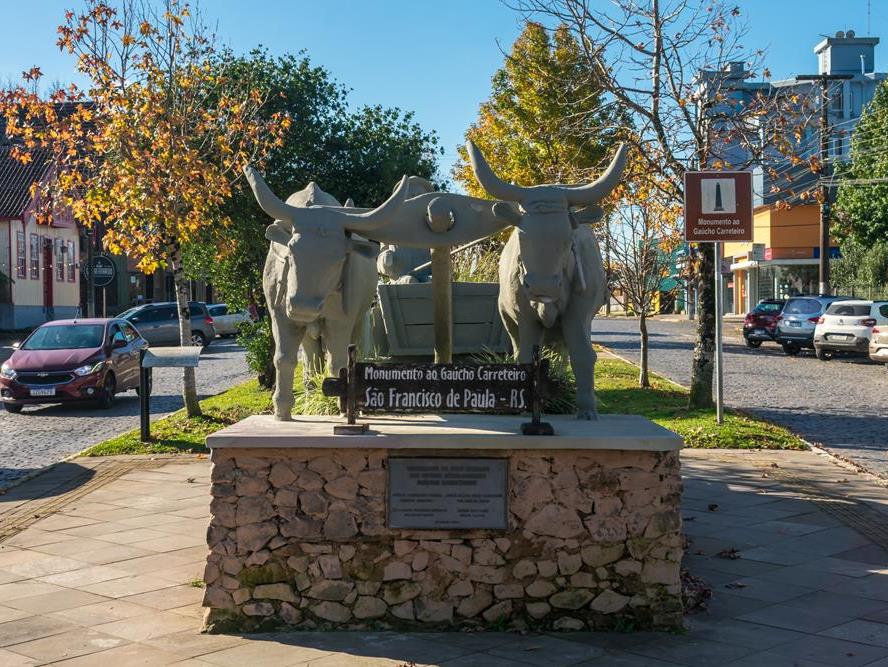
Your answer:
80;574;182;598
48;599;155;626
684;617;807;649
781;591;888;618
722;651;835;666
140;628;246;660
735;546;822;567
121;583;206;610
93;610;200;642
821;620;888;648
0;606;31;624
4;589;109;615
826;575;888;603
197;639;334;667
129;532;208;553
3;529;78;549
483;634;606;666
66;543;156;565
769;633;888;665
715;577;815;603
48;641;185;665
834;544;888;565
737;603;854;633
0;580;67;602
3;555;87;579
0;647;39;666
0;569;26;585
753;565;858;590
436;654;524;667
9;627;127;663
0;615;78;648
623;636;756;666
795;557;884;578
37;564;132;587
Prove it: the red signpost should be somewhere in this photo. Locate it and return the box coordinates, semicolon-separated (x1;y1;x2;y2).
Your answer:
683;171;754;424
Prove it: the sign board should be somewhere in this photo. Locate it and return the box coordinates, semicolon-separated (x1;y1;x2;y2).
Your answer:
388;458;508;529
684;171;753;242
354;362;531;414
141;346;201;368
91;255;117;288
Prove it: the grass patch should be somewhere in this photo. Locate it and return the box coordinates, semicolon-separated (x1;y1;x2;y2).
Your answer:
82;355;805;457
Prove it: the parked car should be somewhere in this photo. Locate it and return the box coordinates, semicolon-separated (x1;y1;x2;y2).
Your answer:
870;303;888;366
207;304;252;337
120;301;215;347
814;300;888;361
742;298;786;348
774;295;849;355
0;318;147;413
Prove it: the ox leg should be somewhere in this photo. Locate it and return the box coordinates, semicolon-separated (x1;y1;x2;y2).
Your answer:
324;323;353;379
301;333;324;385
500;305;520;360
271;315;304;421
516;311;544;364
562;314;597;420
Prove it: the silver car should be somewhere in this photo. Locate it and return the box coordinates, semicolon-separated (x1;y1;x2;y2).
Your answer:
774;295;849;356
121;301;216;347
207;304;252;337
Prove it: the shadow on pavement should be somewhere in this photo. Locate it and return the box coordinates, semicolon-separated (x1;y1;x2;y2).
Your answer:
0;460;97;500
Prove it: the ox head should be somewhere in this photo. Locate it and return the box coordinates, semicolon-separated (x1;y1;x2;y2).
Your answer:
244;166;408;323
466;141;627;325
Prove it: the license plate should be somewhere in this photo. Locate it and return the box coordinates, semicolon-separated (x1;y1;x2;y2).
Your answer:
29;387;56;397
831;334;851;341
754;329;766;335
788;321;801;327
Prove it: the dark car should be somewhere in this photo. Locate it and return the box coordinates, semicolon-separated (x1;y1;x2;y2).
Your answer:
0;318;148;413
119;301;215;347
742;299;786;348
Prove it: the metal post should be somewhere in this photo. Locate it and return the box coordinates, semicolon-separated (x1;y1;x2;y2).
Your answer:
714;241;724;425
139;348;150;441
431;246;453;363
85;229;95;318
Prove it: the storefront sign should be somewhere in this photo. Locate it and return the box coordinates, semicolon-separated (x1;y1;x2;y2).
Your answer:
91;255;117;288
684;171;753;242
388;458;508;529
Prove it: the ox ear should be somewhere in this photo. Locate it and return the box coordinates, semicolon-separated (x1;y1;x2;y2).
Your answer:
492;201;522;227
572;205;605;226
349;236;380;260
265;221;292;245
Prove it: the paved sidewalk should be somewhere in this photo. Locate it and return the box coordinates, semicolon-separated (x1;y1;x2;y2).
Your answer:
0;449;886;665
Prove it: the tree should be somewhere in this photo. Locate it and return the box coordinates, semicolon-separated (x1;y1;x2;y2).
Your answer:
609;155;682;387
835;80;888;248
508;1;794;408
184;51;443;312
1;1;288;417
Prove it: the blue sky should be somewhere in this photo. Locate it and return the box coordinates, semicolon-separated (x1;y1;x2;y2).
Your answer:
1;0;885;181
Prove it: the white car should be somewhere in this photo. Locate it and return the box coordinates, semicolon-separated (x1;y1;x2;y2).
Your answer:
207;304;252;337
813;300;888;361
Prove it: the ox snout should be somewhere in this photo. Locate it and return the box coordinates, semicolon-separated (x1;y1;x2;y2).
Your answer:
287;295;325;322
522;273;563;304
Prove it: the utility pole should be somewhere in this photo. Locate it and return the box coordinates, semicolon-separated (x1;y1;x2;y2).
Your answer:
795;73;853;294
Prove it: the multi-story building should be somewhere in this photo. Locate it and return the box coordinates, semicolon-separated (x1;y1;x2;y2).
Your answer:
699;31;885;313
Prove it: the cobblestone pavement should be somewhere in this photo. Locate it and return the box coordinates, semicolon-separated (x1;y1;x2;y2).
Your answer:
0;338;250;489
592;316;888;480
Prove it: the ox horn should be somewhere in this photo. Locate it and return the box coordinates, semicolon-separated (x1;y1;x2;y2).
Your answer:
466;140;527;202
244;165;409;232
559;144;628;206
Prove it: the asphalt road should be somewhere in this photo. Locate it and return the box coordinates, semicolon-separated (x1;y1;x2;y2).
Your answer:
592;316;888;480
0;338;250;488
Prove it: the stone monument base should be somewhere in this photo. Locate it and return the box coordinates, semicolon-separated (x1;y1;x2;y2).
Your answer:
203;414;683;633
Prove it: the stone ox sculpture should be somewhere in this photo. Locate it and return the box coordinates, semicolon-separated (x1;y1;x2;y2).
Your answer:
244;167;409;420
466;140;628;420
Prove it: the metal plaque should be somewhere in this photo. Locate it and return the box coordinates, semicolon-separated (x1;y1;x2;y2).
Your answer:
388;458;508;529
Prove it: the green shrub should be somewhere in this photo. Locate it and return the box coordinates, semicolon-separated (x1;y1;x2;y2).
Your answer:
236;317;275;388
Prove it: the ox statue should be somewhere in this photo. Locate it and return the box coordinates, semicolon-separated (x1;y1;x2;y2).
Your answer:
466;140;628;420
244;166;409;420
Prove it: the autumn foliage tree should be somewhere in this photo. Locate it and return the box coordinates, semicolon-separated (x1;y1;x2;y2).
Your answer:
0;1;288;418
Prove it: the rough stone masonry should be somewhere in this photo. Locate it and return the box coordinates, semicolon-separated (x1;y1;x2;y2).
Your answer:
202;447;683;633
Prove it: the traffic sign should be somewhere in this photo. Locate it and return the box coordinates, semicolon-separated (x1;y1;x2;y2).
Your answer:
91;255;117;288
684;171;753;243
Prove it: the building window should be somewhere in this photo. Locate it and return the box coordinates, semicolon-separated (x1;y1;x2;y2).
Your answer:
67;240;76;282
29;234;40;280
16;231;25;278
55;238;65;282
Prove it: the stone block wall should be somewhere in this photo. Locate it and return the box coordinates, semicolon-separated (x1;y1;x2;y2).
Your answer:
203;448;683;633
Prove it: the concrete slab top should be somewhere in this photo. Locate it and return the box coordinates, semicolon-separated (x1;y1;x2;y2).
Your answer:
206;413;683;451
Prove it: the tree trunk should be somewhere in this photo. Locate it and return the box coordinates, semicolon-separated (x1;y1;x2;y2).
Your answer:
638;311;650;388
688;244;715;408
170;245;203;417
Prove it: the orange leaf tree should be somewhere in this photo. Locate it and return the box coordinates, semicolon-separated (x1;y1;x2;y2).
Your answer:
1;0;288;417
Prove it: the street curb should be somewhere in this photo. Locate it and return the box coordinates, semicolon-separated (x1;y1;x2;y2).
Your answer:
596;341;887;486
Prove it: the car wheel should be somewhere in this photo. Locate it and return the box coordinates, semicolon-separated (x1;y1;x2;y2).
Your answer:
782;343;800;356
3;403;23;414
98;373;116;409
746;339;762;348
190;331;208;347
816;348;833;361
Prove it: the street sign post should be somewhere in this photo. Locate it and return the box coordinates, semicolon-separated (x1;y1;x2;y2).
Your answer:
684;171;754;424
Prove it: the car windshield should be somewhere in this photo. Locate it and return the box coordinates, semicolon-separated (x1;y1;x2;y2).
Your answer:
23;324;105;350
753;302;783;314
826;303;871;316
783;299;820;315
